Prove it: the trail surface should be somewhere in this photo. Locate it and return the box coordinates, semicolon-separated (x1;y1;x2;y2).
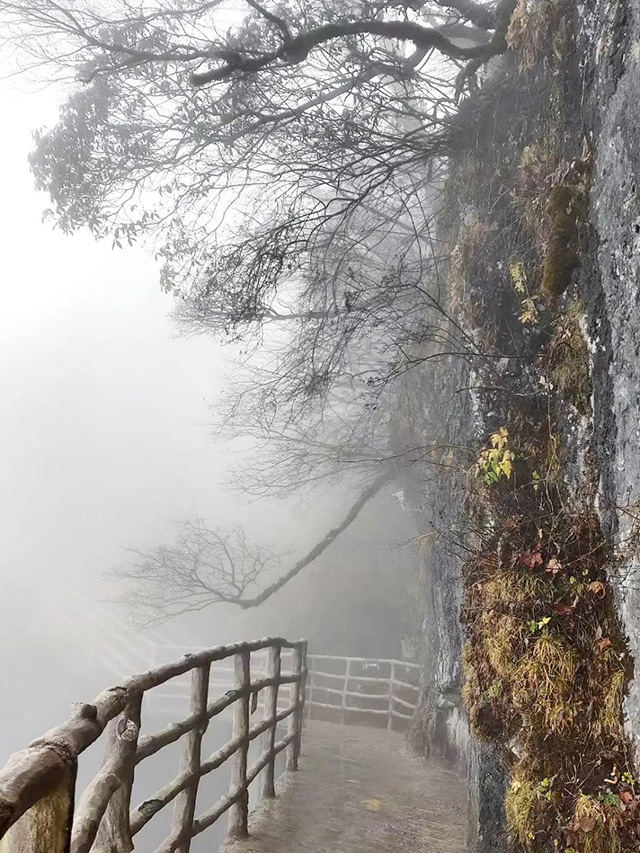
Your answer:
220;720;467;853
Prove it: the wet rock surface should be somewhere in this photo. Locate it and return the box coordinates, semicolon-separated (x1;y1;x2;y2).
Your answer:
585;0;640;758
397;349;509;851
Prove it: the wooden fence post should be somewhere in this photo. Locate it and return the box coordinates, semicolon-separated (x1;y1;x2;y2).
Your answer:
306;654;314;721
286;646;303;771
261;646;281;799
91;693;143;853
387;662;395;731
296;642;308;763
0;765;76;853
227;651;250;839
172;664;210;853
340;659;350;726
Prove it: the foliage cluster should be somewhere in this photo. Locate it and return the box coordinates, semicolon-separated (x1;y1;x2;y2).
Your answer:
544;300;592;417
507;0;574;71
476;427;514;484
462;490;637;852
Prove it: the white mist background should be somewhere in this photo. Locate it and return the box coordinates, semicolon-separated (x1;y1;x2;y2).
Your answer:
0;79;334;756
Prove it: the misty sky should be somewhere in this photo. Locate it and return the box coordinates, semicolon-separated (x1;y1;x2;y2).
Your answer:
0;57;411;770
0;82;224;599
0;76;294;751
0;74;341;690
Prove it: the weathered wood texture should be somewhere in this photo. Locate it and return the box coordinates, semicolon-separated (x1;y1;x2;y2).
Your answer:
261;646;281;799
0;638;307;853
228;651;251;839
72;692;143;853
0;766;76;853
171;665;210;853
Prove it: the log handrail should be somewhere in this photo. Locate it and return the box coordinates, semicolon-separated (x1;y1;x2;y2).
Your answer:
0;637;307;853
305;653;419;730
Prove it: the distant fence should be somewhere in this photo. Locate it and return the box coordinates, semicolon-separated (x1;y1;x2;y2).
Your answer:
305;654;420;730
0;637;307;853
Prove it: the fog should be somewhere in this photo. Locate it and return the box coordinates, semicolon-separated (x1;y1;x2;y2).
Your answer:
0;78;414;767
0;85;234;738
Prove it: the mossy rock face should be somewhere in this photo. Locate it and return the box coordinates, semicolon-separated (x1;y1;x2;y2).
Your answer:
436;1;632;849
542;185;583;300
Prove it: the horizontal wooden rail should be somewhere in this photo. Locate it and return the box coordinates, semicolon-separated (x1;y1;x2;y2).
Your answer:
392;678;420;691
135;673;299;762
391;694;418;710
129;703;303;835
305;654;420;731
307;654;420;667
0;637;307;853
311;670;395;684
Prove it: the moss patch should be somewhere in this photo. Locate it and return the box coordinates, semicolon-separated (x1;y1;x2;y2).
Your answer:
545;299;592;415
462;491;636;852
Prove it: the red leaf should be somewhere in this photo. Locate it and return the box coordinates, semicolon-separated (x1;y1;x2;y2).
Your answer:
519;551;544;569
504;518;517;530
552;603;574;617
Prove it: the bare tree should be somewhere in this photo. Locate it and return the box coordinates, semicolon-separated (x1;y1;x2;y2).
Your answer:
179;166;478;471
121;519;278;621
119;473;393;623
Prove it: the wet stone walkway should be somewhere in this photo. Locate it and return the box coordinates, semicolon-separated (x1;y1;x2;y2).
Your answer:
220;720;468;853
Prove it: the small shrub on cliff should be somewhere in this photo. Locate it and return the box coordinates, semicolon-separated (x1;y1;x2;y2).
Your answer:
476;427;515;484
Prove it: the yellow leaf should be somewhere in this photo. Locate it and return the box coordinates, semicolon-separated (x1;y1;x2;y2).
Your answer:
509;261;527;293
363;799;382;812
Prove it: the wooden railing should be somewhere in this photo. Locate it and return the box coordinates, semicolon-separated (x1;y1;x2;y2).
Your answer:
305;654;420;730
0;637;307;853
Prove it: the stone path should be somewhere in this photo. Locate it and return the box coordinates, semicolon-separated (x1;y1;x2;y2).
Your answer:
220;720;468;853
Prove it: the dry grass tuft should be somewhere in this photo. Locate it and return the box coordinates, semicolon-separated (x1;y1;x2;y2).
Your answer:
449;220;491;310
460;503;637;851
512;634;578;734
545;299;592;415
572;794;623;853
505;771;539;848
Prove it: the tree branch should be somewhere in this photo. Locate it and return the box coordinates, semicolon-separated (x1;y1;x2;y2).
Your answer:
190;18;496;86
432;0;497;30
237;470;394;607
244;0;291;41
